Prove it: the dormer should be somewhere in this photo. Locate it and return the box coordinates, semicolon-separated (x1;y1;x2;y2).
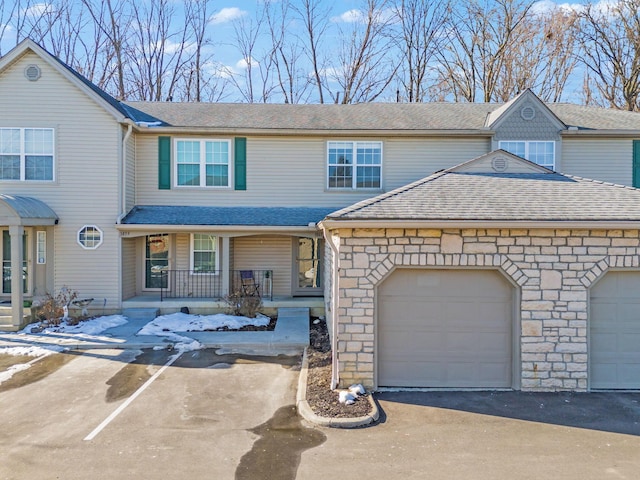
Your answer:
486;89;566;171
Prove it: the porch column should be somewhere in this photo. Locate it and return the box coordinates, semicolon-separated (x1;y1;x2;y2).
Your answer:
221;236;230;296
9;225;24;328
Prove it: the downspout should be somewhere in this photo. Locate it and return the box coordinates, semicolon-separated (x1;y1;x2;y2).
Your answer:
116;122;134;224
322;224;340;390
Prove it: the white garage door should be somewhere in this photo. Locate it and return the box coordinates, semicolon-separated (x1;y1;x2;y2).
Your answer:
378;269;514;388
591;272;640;390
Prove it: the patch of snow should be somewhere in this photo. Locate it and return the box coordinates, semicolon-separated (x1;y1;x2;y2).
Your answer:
349;384;366;396
0;363;31;384
137;312;270;335
19;315;128;335
0;345;64;357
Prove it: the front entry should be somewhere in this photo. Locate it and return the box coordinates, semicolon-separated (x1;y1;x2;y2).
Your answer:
2;230;27;294
145;234;169;289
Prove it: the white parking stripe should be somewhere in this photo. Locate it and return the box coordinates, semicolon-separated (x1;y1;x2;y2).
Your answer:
84;351;182;441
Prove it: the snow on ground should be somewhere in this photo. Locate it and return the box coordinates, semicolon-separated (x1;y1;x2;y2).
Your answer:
137;312;270;335
137;312;271;352
19;315;128;335
0;345;66;385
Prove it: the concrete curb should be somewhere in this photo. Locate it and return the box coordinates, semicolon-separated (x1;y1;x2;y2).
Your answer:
296;347;379;428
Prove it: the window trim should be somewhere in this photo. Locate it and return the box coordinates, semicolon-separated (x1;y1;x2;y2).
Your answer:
37;230;46;264
0;127;55;182
77;225;103;250
327;140;383;190
173;138;232;188
190;233;219;274
499;140;555;169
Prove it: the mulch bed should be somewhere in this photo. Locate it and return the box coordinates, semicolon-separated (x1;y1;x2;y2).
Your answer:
305;318;373;418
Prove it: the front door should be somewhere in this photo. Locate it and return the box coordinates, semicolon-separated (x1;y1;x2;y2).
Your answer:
145;234;169;289
293;237;322;296
2;230;28;294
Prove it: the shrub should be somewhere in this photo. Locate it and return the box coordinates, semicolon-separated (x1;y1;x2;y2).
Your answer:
223;290;262;318
37;286;78;326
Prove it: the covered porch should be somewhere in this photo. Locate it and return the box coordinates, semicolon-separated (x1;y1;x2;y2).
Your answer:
0;195;57;331
117;205;332;317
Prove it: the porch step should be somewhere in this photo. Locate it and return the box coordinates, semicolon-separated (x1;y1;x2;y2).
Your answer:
0;315;17;332
121;308;160;321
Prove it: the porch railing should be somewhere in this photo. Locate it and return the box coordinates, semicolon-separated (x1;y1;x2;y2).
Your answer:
159;269;273;301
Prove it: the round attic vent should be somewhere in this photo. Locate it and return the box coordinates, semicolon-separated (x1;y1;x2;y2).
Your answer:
24;64;41;81
492;156;508;172
521;105;536;121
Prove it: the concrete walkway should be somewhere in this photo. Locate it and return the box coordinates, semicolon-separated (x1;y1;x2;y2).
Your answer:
0;307;309;355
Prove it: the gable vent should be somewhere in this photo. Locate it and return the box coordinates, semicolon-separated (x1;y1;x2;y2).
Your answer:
521;105;535;121
24;64;41;81
492;157;508;172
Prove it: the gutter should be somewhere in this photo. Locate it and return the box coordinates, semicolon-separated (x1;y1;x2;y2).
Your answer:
116;224;318;235
321;222;340;390
116;122;134;224
320;219;640;230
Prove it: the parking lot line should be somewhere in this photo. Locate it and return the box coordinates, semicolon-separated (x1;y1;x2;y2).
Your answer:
84;351;182;441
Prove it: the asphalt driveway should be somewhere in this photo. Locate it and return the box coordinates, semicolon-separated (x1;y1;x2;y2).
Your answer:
0;348;312;480
298;391;640;480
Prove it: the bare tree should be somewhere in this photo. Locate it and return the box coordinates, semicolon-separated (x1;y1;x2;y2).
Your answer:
491;5;579;102
229;9;266;103
126;0;193;101
436;0;535;102
391;0;450;102
575;0;640;111
292;0;331;103
331;0;399;103
264;0;313;103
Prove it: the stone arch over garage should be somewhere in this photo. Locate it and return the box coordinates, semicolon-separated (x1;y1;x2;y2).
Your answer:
366;252;529;288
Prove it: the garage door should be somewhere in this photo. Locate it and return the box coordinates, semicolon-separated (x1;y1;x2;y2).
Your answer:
591;272;640;389
378;269;513;388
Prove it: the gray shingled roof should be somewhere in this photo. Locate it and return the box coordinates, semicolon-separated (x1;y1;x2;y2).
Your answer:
121;205;335;226
0;194;58;222
123;101;640;132
327;171;640;222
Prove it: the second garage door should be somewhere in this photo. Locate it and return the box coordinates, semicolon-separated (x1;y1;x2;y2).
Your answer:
591;271;640;390
378;269;514;388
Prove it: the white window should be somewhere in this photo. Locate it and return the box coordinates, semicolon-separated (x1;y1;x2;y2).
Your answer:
499;141;555;169
191;234;217;273
327;141;382;189
0;128;54;181
175;139;230;187
77;225;103;249
37;231;46;264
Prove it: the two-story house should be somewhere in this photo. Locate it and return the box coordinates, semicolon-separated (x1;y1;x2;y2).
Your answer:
2;39;640;392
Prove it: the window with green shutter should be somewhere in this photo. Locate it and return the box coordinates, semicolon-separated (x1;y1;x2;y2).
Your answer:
234;137;247;190
633;140;640;188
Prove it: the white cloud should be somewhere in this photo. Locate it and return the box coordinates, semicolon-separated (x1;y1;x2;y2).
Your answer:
331;7;396;24
332;9;365;23
210;7;247;25
235;57;259;70
22;2;55;17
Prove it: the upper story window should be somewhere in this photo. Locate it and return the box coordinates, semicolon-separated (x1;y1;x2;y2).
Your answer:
327;141;382;189
499;141;555;169
175;139;230;187
0;128;54;181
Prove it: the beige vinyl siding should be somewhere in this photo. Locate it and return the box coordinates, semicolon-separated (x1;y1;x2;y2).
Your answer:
125;130;136;212
232;235;292;297
384;138;491;188
134;135;492;208
0;51;122;306
561;138;633;186
122;238;136;299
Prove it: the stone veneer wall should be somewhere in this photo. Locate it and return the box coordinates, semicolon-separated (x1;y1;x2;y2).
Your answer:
333;227;640;391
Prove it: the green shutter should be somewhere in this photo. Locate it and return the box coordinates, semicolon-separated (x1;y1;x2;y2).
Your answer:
234;137;247;190
158;136;171;190
634;140;640;188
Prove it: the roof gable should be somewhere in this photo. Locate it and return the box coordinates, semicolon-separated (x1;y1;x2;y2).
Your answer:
485;89;565;131
0;39;164;126
326;150;640;224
